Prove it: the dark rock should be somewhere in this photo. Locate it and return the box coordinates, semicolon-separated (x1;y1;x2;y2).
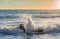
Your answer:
19;24;25;32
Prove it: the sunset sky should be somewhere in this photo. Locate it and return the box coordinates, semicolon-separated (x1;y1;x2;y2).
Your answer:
0;0;60;9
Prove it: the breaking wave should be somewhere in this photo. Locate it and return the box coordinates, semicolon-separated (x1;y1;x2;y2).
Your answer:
0;24;60;36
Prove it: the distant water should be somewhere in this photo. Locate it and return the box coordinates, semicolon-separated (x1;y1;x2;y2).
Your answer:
0;10;60;39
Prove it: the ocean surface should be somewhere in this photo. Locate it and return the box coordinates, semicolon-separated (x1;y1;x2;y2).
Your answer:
0;10;60;39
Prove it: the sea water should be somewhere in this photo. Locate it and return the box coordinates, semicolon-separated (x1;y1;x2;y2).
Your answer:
0;10;60;39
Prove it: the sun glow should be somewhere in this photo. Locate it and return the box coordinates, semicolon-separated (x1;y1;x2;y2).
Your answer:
54;0;60;9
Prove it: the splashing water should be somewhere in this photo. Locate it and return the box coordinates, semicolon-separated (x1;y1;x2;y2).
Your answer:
0;10;60;39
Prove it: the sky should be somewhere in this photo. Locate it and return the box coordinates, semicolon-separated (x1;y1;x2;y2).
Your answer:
0;0;60;9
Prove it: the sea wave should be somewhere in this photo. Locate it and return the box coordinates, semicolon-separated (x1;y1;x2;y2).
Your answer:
0;24;60;36
0;15;18;19
0;28;24;36
0;10;60;37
